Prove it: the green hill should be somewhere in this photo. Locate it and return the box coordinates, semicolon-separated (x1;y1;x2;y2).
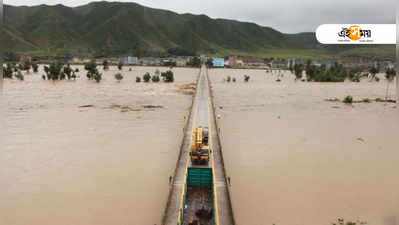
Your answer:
2;2;395;60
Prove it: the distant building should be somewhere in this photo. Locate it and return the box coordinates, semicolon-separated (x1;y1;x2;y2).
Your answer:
20;55;32;63
121;56;139;65
243;57;266;67
212;58;225;67
176;57;189;67
140;57;161;66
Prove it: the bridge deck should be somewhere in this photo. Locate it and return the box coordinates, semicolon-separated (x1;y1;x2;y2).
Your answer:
163;66;234;225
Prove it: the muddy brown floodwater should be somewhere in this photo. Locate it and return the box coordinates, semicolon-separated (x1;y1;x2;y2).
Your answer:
0;65;198;225
209;68;398;225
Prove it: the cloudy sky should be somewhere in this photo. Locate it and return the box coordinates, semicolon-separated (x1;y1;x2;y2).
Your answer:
3;0;397;33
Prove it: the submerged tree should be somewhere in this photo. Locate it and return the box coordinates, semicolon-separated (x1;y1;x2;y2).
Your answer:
115;73;124;81
143;72;151;82
294;63;303;80
103;59;109;71
63;64;73;80
118;61;123;71
161;70;174;82
44;62;64;80
369;66;379;81
32;63;39;73
152;75;160;82
85;60;102;82
3;63;14;79
15;70;24;81
385;67;396;101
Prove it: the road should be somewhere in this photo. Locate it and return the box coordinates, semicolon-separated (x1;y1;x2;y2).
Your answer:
162;66;234;225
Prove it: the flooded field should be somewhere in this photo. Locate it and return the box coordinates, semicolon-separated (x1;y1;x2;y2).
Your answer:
209;68;398;225
0;66;198;225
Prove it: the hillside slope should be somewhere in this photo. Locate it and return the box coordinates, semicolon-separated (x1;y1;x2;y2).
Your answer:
2;2;395;59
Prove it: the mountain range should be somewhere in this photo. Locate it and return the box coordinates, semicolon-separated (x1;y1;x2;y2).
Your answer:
1;1;395;60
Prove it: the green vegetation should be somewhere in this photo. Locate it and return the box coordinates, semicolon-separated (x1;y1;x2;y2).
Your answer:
188;57;201;68
161;70;174;82
63;64;73;80
3;63;14;79
226;76;231;82
44;62;64;80
2;2;395;60
115;73;123;81
163;61;176;68
294;63;303;80
343;95;353;104
118;61;123;70
384;67;396;100
19;60;31;73
136;77;141;82
369;66;379;81
32;63;39;73
385;67;396;81
244;75;250;82
84;60;102;82
15;71;24;81
302;60;368;82
362;98;371;103
103;60;109;71
325;97;340;102
143;72;151;82
152;75;160;82
332;218;367;225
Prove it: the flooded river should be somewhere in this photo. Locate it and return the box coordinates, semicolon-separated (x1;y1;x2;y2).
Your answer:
0;66;198;225
209;68;398;225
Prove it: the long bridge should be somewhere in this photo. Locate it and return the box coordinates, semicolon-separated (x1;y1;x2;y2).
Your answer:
162;66;235;225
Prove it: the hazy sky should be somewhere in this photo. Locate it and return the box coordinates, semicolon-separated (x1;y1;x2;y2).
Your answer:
3;0;397;33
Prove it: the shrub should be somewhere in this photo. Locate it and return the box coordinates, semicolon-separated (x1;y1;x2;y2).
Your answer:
63;64;73;80
385;67;396;81
115;73;123;81
375;98;384;102
15;71;24;80
362;98;371;103
3;63;14;79
161;70;174;82
343;95;353;104
32;63;39;73
226;76;231;82
85;60;102;82
75;68;79;72
325;97;340;102
244;75;250;82
232;77;236;82
103;60;109;70
294;63;303;80
369;66;379;81
143;72;151;82
44;61;64;80
136;77;141;82
118;61;123;70
152;75;160;82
